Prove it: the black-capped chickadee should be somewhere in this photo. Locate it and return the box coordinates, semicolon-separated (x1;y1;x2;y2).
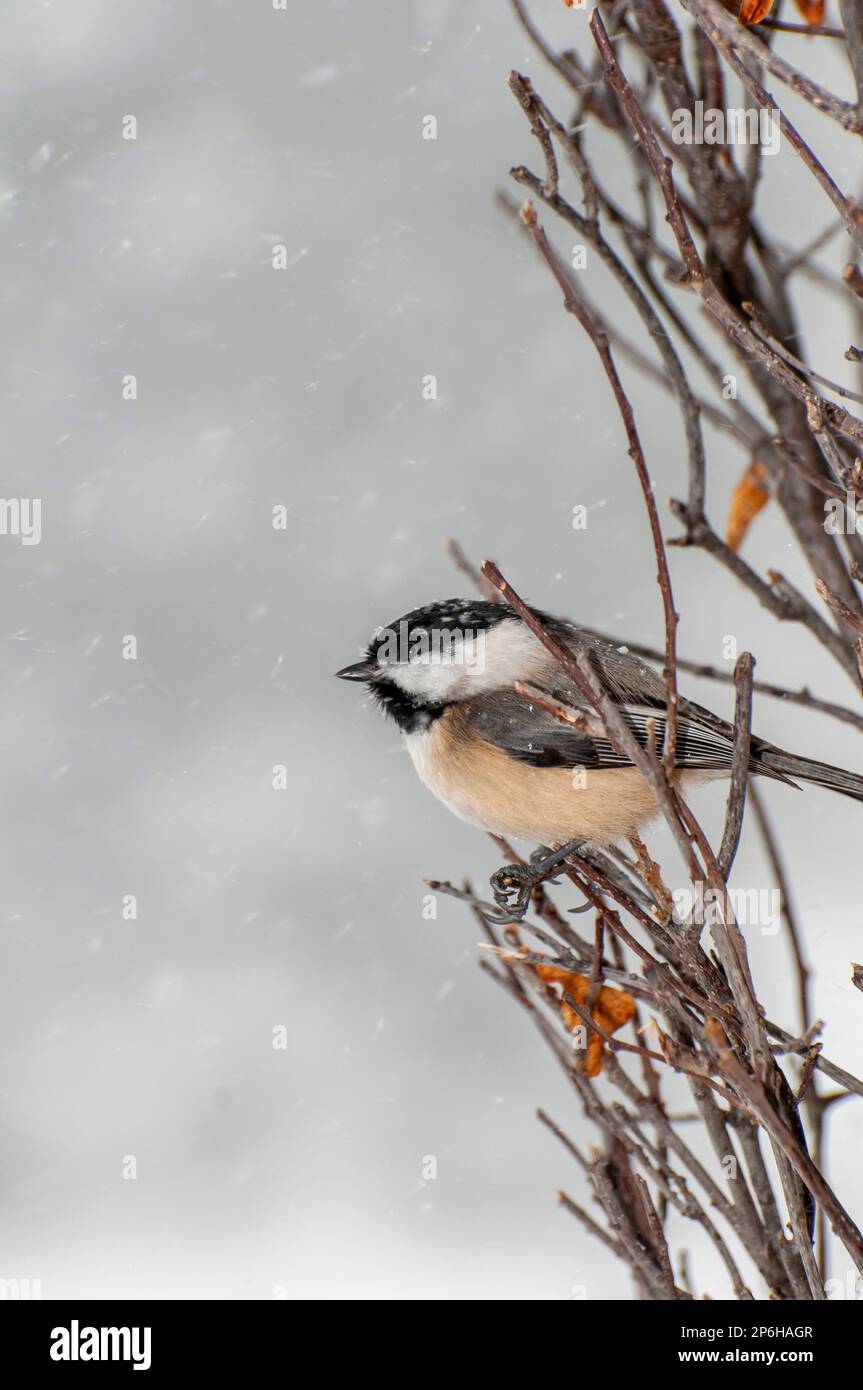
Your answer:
336;598;863;850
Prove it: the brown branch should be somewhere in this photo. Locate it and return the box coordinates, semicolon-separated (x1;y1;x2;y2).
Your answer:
679;0;863;134
707;1019;863;1274
509;197;682;771
442;6;863;1299
841;0;863;117
580;626;863;733
482;556;702;879
590;11;863;440
718;651;754;877
748;787;812;1037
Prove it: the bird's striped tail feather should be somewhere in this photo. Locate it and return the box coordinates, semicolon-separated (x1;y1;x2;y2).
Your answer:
755;749;863;803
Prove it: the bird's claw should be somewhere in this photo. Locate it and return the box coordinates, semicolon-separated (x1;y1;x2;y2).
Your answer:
490;840;587;922
490;863;535;921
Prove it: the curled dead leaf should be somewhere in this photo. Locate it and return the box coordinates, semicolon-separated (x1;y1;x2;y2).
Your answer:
739;0;774;23
534;963;636;1076
726;458;770;552
794;0;825;22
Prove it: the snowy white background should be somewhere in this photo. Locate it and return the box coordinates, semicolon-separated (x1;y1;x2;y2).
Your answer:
0;0;861;1299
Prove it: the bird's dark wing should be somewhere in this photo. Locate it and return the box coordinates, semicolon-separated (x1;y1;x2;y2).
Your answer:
461;689;740;771
466;615;802;784
462;690;605;769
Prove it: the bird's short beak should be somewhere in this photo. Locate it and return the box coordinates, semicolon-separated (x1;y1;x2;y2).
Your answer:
334;660;375;682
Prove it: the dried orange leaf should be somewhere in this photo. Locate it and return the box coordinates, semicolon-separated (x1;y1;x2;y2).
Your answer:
739;0;774;23
535;964;636;1076
535;962;588;994
596;985;638;1031
585;1032;605;1077
794;0;825;22
726;458;770;553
